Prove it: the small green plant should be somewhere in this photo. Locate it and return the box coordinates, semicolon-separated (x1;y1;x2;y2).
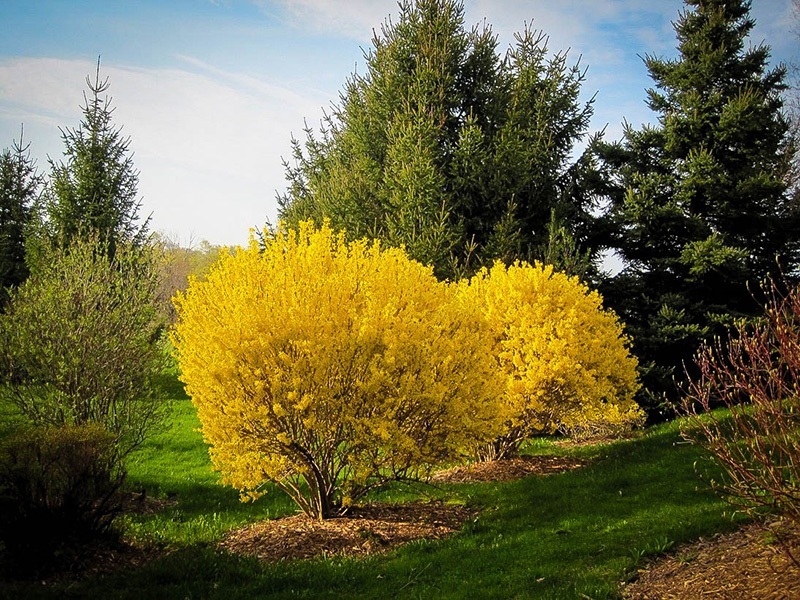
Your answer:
629;536;674;567
0;423;124;575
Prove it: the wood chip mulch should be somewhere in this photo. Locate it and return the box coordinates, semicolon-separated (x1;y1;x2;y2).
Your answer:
430;455;588;484
219;501;476;562
622;520;800;600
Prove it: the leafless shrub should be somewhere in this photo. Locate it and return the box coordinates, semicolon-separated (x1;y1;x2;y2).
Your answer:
680;278;800;525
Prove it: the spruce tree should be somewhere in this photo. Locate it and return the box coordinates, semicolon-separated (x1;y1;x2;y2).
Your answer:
47;59;149;260
596;0;799;413
0;129;40;304
279;0;596;280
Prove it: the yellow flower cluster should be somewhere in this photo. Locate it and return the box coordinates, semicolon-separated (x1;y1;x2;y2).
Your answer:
172;222;642;516
171;221;502;518
457;261;644;459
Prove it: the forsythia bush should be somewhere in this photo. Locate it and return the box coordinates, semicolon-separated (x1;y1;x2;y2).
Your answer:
172;221;502;519
458;261;643;460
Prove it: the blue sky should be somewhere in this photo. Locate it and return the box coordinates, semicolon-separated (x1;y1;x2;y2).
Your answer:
0;0;796;246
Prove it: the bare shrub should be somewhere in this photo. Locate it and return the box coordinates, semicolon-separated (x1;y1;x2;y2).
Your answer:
680;279;800;524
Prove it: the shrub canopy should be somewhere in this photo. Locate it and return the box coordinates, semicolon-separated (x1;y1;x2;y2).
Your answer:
458;261;643;460
172;221;502;519
0;236;167;459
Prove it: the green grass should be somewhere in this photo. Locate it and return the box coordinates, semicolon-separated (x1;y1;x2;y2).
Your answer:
0;373;740;599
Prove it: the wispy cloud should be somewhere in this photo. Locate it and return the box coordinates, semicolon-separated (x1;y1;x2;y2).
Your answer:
263;0;396;40
0;56;327;244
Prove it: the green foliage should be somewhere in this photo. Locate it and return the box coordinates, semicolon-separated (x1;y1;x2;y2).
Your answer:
0;235;167;459
279;0;597;280
595;0;799;413
0;423;124;576
45;59;149;262
539;210;594;280
0;129;40;305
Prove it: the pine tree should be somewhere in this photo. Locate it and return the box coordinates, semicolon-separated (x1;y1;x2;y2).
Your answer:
0;128;40;304
47;59;149;260
279;0;596;280
596;0;799;413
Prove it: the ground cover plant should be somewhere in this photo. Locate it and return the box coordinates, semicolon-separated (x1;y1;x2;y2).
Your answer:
0;374;744;599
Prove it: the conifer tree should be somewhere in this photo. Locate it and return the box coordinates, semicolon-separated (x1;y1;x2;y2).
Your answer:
596;0;799;412
279;0;596;280
47;59;149;260
0;129;40;304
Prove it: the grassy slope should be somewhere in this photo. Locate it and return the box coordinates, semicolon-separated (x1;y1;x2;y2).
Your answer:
0;375;737;600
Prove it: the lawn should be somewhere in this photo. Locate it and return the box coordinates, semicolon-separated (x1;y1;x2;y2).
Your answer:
0;372;738;599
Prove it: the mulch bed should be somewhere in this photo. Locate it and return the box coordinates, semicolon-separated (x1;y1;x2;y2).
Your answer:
219;501;476;562
219;456;588;563
622;520;800;599
430;455;588;484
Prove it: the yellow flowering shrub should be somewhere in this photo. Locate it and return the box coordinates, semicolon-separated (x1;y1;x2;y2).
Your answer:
171;221;501;519
458;261;643;460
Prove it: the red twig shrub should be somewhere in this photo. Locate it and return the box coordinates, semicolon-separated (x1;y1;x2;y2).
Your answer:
680;279;800;523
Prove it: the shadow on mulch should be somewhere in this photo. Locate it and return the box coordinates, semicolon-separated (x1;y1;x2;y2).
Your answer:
0;535;159;585
0;492;173;584
622;520;800;600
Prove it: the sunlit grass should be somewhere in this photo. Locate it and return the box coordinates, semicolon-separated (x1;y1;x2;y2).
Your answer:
1;371;738;599
122;395;298;546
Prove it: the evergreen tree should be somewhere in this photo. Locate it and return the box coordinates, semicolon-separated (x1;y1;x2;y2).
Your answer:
0;128;40;304
596;0;799;413
47;59;149;260
279;0;597;280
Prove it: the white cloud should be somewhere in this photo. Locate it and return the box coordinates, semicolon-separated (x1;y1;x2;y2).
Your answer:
0;57;328;245
265;0;397;41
